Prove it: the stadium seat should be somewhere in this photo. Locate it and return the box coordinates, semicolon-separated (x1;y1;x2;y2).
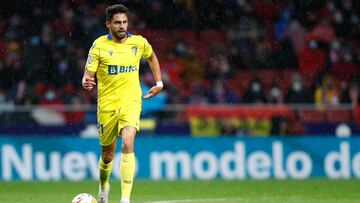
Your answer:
279;70;296;91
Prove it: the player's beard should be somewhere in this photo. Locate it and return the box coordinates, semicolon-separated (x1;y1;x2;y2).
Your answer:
111;29;127;41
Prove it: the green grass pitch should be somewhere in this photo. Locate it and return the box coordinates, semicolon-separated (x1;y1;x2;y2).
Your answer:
1;179;360;203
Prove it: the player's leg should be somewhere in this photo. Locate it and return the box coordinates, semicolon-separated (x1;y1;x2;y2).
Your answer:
118;102;141;203
98;141;116;203
97;110;119;203
119;126;136;203
99;141;116;189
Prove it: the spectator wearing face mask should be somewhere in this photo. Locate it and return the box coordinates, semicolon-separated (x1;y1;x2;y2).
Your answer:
242;78;266;103
267;83;283;104
284;73;313;103
39;89;64;107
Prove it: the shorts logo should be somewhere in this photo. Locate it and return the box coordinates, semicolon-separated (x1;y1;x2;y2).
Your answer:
97;123;104;134
107;65;138;75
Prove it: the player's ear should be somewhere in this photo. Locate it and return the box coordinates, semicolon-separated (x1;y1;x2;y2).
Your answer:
105;20;111;28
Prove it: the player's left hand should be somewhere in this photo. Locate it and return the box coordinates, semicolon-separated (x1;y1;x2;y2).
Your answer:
144;85;163;99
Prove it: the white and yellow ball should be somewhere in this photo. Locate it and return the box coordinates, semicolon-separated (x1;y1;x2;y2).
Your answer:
71;193;97;203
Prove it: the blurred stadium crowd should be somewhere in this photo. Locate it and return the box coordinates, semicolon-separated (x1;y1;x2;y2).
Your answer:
0;0;360;136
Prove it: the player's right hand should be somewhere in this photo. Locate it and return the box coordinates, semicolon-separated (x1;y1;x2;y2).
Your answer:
82;77;96;91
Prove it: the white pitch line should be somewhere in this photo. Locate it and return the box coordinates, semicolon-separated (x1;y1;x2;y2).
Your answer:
144;197;245;203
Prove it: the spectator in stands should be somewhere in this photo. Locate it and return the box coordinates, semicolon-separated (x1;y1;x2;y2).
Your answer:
332;10;348;39
188;81;209;104
340;78;359;106
329;39;342;64
273;1;293;42
205;46;233;80
298;38;327;77
1;52;25;101
18;88;39;106
331;48;359;82
253;37;274;69
174;39;189;57
314;74;340;108
180;49;204;82
159;50;185;103
284;73;313;103
227;44;244;69
242;78;266;103
39;89;64;107
267;82;283;104
1;0;360;109
161;50;184;86
207;80;237;104
272;37;298;69
283;20;307;55
310;18;335;43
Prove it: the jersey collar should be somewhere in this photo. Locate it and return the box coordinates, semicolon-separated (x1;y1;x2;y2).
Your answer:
107;32;112;40
107;32;132;40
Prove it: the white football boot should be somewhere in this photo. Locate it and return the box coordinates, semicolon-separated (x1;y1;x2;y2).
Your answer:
120;197;130;203
97;184;110;203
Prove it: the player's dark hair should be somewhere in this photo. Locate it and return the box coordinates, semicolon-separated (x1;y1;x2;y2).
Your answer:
105;4;129;21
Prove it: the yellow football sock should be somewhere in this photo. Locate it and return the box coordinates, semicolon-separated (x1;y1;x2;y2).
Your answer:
120;153;135;198
99;158;113;189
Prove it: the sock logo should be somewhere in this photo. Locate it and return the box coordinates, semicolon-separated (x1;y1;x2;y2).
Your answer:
123;180;132;184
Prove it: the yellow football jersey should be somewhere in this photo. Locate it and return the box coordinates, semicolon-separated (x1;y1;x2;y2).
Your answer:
85;32;153;111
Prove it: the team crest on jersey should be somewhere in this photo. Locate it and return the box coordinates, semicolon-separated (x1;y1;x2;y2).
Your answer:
132;46;138;56
109;50;113;56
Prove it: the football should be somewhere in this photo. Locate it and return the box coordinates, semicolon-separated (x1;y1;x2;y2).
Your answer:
71;193;97;203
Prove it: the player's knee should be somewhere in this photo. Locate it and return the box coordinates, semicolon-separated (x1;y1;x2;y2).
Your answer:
121;138;133;150
101;152;114;164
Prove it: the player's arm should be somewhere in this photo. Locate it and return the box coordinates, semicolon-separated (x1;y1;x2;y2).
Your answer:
82;41;99;91
144;51;163;99
82;69;96;91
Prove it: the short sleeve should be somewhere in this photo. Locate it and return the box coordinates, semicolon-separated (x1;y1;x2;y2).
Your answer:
142;37;153;59
85;42;100;72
